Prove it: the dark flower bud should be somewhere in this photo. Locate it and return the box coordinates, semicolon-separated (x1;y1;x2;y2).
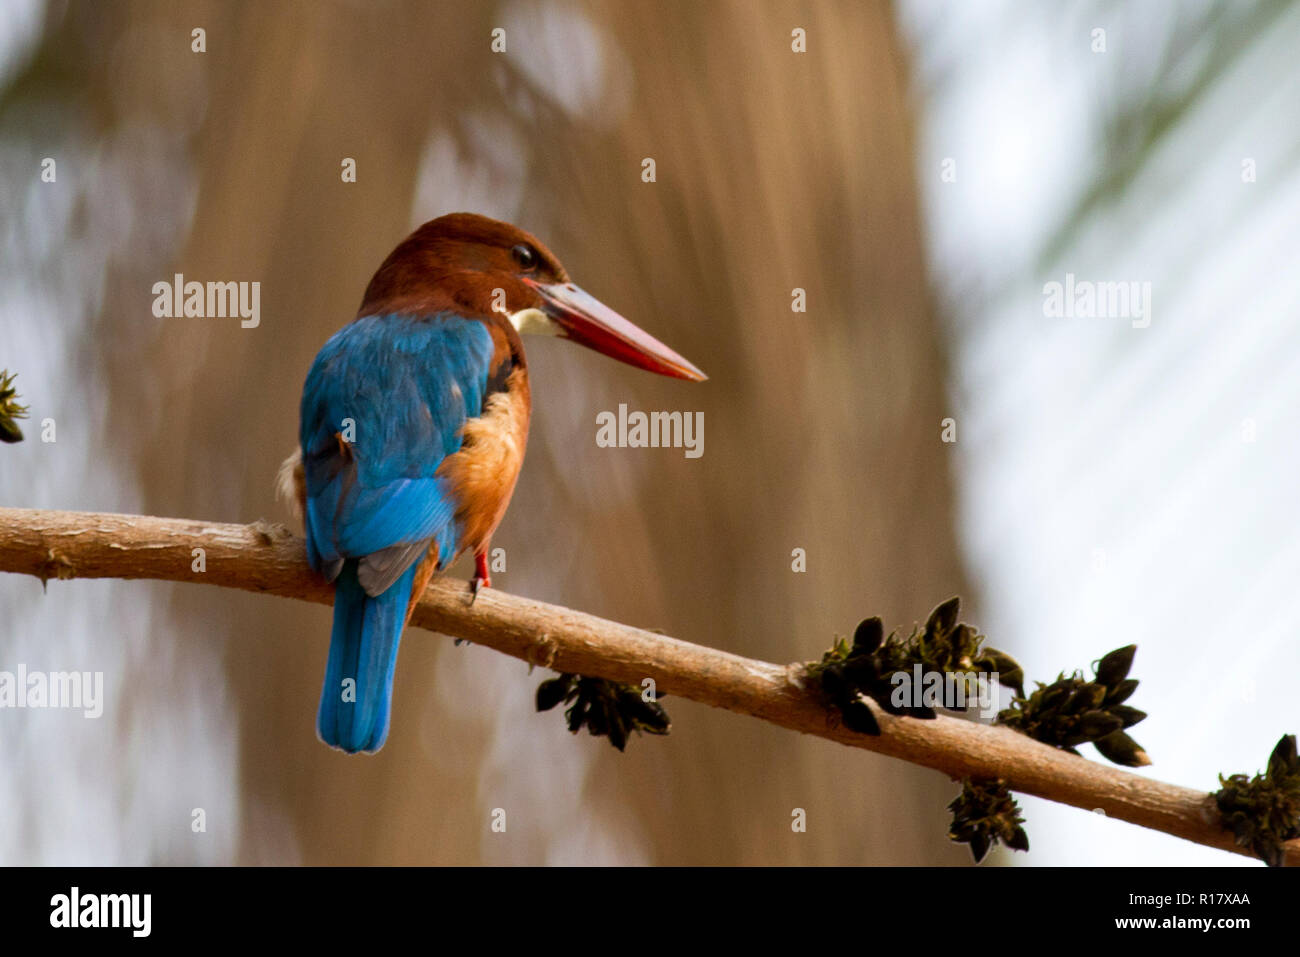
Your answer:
926;596;961;640
852;617;884;654
1095;645;1137;686
820;663;846;698
840;698;881;736
1093;730;1151;767
606;714;628;752
1106;678;1139;704
1110;704;1147;729
535;675;573;712
1268;734;1298;777
1006;827;1030;853
1078;710;1123;741
980;649;1025;697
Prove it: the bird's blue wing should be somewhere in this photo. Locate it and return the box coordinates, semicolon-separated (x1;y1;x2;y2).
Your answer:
303;312;497;753
299;313;494;592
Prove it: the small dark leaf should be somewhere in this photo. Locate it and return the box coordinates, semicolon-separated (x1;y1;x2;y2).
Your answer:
820;663;846;698
1106;678;1139;705
606;712;628;752
980;649;1025;697
1093;730;1151;767
925;596;961;639
948;624;979;659
1039;683;1071;711
1062;685;1103;715
1095;645;1136;686
840;697;881;736
1006;827;1030;853
535;676;573;712
841;657;877;685
1078;710;1124;740
586;702;609;737
1268;734;1298;778
622;692;671;733
852;617;884;654
566;698;589;733
1110;704;1147;729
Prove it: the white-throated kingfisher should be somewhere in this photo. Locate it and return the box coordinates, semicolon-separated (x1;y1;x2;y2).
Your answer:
281;213;705;754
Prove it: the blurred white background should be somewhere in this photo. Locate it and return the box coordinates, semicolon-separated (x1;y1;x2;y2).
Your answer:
901;0;1300;864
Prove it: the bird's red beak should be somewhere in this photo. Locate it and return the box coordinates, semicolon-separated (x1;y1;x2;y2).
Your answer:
527;279;707;381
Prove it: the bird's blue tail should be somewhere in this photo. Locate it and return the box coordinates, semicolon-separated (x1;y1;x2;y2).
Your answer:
317;560;418;754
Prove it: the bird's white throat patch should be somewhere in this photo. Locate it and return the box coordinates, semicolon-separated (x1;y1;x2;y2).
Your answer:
508;307;561;336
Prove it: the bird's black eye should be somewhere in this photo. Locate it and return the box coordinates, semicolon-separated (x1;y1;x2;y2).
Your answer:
511;244;537;270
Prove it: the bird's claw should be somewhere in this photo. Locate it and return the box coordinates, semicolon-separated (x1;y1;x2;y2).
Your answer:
465;575;490;606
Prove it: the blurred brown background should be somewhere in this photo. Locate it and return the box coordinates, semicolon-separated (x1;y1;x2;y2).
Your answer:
2;0;969;864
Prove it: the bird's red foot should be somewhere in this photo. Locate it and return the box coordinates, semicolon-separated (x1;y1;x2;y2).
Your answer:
466;552;492;605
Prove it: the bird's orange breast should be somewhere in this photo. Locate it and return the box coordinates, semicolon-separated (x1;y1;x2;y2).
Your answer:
436;366;531;559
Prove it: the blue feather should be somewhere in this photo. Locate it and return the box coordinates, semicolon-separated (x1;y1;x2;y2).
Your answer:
300;313;495;753
301;314;493;567
316;561;418;753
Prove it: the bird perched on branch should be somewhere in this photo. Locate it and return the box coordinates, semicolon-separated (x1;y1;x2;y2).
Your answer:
280;213;705;753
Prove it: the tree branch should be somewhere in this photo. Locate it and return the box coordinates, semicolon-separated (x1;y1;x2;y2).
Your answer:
0;506;1292;865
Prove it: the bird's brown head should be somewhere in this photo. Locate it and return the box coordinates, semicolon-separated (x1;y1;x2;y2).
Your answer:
359;212;706;381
